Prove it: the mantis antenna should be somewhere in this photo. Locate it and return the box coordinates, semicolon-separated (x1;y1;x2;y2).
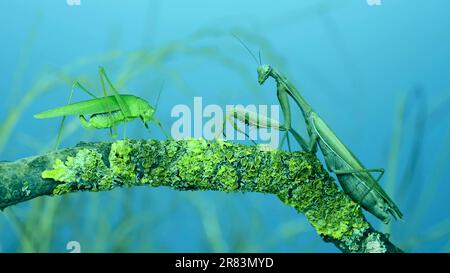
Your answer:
232;34;259;66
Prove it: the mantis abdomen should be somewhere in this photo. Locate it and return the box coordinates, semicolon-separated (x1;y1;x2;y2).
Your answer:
311;113;403;222
319;141;401;222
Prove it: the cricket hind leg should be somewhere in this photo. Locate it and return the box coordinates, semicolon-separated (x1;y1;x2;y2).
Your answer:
98;66;131;140
55;82;97;150
98;66;131;117
79;115;95;129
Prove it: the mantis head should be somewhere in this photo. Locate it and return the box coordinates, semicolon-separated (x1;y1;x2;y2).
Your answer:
257;65;272;85
232;34;270;84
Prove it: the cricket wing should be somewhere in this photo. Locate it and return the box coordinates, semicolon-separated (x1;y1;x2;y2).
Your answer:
34;96;122;118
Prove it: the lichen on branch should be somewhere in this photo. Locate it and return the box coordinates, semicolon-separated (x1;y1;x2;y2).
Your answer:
0;138;402;253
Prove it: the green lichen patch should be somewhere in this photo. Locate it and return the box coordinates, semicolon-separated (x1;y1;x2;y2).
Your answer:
21;181;31;197
304;194;368;240
176;139;212;188
129;139;179;187
275;152;369;240
174;138;239;190
216;165;238;192
42;140;138;194
42;149;111;194
340;226;366;252
363;232;387;253
42;159;76;183
109;139;136;184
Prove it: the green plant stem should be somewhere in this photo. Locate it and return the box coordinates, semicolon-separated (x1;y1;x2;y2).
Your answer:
0;138;402;253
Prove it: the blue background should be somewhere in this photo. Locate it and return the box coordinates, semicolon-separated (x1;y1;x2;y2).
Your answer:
0;0;449;252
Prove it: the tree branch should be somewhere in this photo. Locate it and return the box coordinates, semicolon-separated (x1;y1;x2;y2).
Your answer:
0;138;402;253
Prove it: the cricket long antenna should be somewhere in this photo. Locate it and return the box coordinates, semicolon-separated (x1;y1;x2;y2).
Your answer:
232;34;259;66
150;80;171;140
258;51;262;65
154;80;165;112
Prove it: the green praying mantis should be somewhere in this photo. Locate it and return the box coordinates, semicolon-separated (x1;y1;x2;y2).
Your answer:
34;66;165;148
226;39;403;223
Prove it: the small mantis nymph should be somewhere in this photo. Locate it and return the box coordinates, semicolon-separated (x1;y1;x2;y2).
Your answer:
35;66;165;147
229;38;403;223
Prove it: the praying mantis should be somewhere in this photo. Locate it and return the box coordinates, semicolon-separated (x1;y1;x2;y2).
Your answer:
225;39;403;223
34;66;165;148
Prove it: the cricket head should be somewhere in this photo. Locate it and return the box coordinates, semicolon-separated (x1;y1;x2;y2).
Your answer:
139;104;155;129
257;65;272;85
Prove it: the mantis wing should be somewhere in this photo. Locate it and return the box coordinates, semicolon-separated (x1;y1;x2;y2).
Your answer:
34;95;135;118
310;113;403;216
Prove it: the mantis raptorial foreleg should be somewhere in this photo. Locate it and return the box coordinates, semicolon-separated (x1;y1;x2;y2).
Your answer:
216;108;260;144
274;83;320;153
215;107;281;144
217;107;309;151
277;85;293;151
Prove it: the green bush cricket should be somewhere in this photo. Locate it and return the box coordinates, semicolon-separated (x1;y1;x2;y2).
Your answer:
34;66;166;148
231;37;403;223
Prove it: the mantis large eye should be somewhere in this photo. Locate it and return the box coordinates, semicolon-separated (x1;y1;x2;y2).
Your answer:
257;65;271;85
